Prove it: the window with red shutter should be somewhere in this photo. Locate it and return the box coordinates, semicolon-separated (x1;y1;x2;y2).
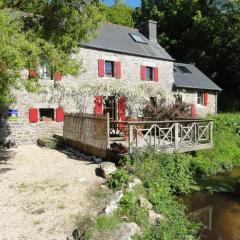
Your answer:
94;96;103;115
29;108;38;123
204;91;208;106
115;61;121;78
141;65;146;81
56;108;64;122
154;67;159;82
98;59;105;77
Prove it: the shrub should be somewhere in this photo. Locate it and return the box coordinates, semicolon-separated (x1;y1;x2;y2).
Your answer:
193;113;240;175
107;169;130;190
125;150;198;194
143;99;192;120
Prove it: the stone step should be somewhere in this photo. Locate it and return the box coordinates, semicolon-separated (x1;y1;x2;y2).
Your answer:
37;137;59;149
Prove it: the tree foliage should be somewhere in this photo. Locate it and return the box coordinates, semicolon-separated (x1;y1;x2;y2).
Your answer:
0;0;103;105
100;1;134;27
134;0;240;111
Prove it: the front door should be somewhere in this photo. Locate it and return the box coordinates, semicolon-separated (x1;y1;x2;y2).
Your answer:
103;96;117;120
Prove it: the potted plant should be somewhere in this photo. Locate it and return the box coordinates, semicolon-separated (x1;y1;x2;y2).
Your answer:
54;71;62;81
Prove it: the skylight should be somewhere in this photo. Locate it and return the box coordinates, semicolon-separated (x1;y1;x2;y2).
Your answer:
129;33;147;44
176;65;192;74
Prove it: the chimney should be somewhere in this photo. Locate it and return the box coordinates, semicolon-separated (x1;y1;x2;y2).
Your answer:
139;20;157;42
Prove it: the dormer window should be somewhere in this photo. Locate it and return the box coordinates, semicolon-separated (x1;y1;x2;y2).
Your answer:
129;33;147;44
176;65;192;74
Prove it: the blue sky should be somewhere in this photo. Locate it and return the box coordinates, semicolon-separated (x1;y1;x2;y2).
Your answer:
103;0;140;8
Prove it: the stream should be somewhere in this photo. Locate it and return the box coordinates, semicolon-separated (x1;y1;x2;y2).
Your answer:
183;168;240;240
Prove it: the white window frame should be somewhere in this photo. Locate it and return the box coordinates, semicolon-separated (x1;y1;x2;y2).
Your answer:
197;91;204;106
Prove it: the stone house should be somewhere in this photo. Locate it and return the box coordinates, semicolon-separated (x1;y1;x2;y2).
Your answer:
0;20;221;145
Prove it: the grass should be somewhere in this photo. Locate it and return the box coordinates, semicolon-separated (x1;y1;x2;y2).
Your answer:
57;203;66;209
16;180;69;193
31;208;45;215
33;220;42;225
73;113;240;240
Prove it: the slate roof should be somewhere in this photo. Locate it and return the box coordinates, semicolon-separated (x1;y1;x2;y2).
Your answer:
174;63;221;91
81;23;174;61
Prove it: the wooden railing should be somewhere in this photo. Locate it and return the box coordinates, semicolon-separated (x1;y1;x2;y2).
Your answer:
110;119;213;153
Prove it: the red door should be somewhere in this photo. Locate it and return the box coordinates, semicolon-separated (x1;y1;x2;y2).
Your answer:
118;96;126;121
94;96;103;115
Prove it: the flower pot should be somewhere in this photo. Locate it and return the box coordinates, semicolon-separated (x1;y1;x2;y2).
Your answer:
28;69;39;78
54;72;62;81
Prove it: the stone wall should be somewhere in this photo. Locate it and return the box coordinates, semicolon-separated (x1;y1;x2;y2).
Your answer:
174;89;217;117
0;47;218;145
0;90;65;145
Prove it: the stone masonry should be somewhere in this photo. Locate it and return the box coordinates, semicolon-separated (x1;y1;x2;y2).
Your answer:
0;47;218;145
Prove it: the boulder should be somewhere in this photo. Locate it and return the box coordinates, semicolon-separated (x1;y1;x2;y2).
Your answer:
103;191;123;215
97;162;117;178
92;156;103;164
137;196;153;210
108;222;141;240
128;177;142;189
72;228;83;240
148;210;164;224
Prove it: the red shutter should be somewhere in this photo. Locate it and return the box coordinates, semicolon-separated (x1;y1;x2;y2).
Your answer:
54;72;62;81
98;59;105;77
118;96;126;121
115;61;121;78
154;67;159;82
204;91;208;106
29;108;38;122
191;104;197;118
94;96;103;115
141;65;146;81
56;107;64;122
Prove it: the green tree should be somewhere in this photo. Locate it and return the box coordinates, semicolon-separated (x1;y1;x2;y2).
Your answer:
134;0;240;111
0;0;104;105
101;1;134;27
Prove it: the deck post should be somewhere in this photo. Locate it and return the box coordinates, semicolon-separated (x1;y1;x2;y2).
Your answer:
128;124;133;153
174;123;179;149
210;121;213;145
106;113;110;149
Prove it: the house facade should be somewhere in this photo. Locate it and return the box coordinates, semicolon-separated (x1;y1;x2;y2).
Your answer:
0;20;221;145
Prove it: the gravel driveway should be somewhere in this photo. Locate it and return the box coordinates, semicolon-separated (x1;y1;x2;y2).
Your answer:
0;145;105;240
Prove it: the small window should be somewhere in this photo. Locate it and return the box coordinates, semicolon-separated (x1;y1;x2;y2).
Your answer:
176;65;192;74
146;66;154;81
197;92;204;105
130;33;147;44
39;108;54;121
105;61;115;77
39;59;52;79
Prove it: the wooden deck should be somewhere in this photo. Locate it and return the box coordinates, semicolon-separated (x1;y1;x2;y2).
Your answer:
109;119;213;153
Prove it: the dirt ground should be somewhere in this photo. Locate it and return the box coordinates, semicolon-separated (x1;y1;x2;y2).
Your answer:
0;145;105;240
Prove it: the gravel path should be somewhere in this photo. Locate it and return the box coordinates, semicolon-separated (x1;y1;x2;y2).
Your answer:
0;145;105;240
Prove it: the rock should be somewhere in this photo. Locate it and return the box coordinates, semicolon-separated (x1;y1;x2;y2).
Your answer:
72;228;83;240
97;162;117;178
128;177;142;189
92;156;103;164
148;210;164;224
137;197;153;210
103;191;123;215
108;222;141;240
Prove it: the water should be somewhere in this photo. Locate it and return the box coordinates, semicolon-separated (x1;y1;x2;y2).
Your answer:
183;168;240;240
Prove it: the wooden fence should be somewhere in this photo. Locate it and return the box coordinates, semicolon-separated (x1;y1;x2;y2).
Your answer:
63;113;109;158
127;119;213;153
